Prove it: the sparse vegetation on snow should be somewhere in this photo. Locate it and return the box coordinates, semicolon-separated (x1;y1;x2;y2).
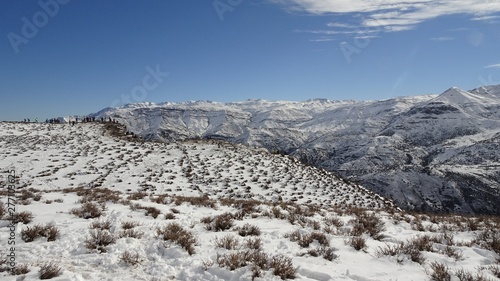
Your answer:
0;122;499;280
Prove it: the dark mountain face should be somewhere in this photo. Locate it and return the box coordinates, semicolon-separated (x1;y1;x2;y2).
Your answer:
93;85;500;215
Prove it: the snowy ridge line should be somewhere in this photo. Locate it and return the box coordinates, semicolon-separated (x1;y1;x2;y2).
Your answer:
0;122;395;209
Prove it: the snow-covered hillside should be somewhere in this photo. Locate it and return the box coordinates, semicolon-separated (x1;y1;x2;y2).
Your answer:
1;122;499;280
93;85;500;215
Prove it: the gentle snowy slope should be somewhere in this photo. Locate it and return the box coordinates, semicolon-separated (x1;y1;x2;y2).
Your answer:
1;122;499;281
92;85;500;214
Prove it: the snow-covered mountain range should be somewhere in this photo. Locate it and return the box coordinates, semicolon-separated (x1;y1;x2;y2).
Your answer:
93;85;500;215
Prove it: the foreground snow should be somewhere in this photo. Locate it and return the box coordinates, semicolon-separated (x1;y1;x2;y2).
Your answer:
0;122;499;280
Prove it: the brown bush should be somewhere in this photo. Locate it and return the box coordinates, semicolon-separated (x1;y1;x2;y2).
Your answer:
214;234;240;250
324;216;343;228
216;251;249;271
120;250;141;266
270;254;297;280
302;246;337;261
39;262;62;279
245;237;262;251
174;195;216;209
288;230;329;248
121;220;140;229
216;250;270;273
21;224;59;242
0;202;6;219
429;262;451;281
238;223;261;237
90;219;112;230
473;229;500;255
204;212;234;231
11;263;30;275
70;202;103;219
349;236;367;251
350;212;385;240
127;191;147;200
164;213;176;220
144;207;161;219
489;265;500;278
21;224;45;242
77;188;121;204
12;211;34;224
156;223;196;255
85;229;116;253
119;228;144;239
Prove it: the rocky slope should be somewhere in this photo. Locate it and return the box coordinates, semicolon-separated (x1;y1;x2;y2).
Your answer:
92;85;500;215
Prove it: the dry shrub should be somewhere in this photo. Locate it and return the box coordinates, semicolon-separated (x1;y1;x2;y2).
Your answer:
203;212;234;231
444;246;464;261
271;207;284;219
429;262;451;281
85;229;116;253
121;220;140;229
407;235;435;252
288;230;329;248
216;250;270;277
349;236;367;251
156;223;196;255
214;235;240;250
11;263;30;275
324;216;343;228
216;251;251;271
119;228;144;239
164;213;176;220
120;250;141;266
0;202;6;219
473;229;500;255
245;237;262;251
12;211;34;224
70;202;103;219
127;191;147;200
21;224;45;242
238;223;261;237
302;246;337;261
270;254;297;280
21;224;59;242
455;269;474;281
144;206;161;219
90;219;112;230
151;194;170;204
77;188;121;204
174;195;216;209
350;212;386;240
45;224;59;242
376;236;430;265
39;262;62;279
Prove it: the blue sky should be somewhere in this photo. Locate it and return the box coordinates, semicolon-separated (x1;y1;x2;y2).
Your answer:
1;0;500;121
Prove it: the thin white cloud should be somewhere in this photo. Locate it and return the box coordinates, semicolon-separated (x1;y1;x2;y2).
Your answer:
430;36;454;41
294;29;379;35
354;35;380;40
472;15;500;21
326;22;357;28
309;38;336;42
272;0;500;32
484;63;500;69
